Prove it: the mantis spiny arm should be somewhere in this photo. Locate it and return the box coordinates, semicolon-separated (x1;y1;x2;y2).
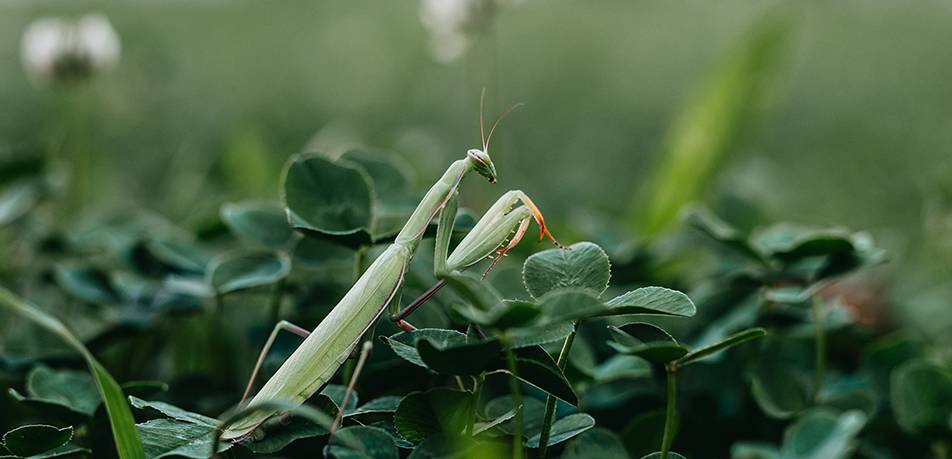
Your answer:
393;190;561;328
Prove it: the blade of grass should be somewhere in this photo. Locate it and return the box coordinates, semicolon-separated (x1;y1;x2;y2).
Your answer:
676;328;766;367
635;15;791;237
0;286;145;459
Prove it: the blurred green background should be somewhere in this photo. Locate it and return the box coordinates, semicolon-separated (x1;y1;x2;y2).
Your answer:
2;0;951;336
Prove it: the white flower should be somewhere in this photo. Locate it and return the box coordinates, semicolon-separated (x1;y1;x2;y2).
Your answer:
20;18;67;79
76;15;121;70
418;0;528;62
419;0;490;63
420;0;474;34
20;13;120;83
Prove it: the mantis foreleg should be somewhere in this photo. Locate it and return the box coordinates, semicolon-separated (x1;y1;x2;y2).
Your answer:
392;190;559;329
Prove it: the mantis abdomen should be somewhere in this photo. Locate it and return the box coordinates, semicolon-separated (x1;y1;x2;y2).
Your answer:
221;244;410;440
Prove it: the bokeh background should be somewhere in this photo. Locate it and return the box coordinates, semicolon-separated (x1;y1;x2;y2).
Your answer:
2;0;951;339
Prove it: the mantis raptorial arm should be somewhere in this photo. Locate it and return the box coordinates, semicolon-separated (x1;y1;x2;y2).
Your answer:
222;97;564;442
393;189;560;331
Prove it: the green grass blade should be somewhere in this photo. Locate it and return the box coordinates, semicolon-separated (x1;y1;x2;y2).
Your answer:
635;15;790;237
676;327;766;367
0;286;145;459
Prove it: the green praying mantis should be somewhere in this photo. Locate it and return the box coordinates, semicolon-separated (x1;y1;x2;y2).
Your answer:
221;94;564;441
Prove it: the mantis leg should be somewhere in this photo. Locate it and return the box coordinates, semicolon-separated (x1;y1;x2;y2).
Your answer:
325;341;373;457
392;190;558;326
387;291;415;331
240;320;311;403
390;191;460;330
393;281;443;331
447;190;562;272
433;190;459;277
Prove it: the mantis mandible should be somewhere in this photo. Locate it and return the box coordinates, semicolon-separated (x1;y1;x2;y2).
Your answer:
221;94;562;441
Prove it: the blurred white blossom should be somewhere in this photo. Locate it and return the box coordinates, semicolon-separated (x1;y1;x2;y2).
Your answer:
20;14;120;83
419;0;498;62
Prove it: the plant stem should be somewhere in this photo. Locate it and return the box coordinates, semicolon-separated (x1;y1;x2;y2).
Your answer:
353;246;369;281
214;292;225;318
504;341;524;459
660;363;678;459
266;278;286;332
537;323;578;459
212;292;230;381
466;374;485;436
326;341;373;459
812;298;826;400
342;357;355;385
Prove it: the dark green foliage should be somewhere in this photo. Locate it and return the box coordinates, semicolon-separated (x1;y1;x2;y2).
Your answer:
525;414;594;448
283;154;375;246
522;242;611;298
394;389;474;443
1;425;74;457
220;201;297;251
206;250;290;294
608;322;688;365
416;338;504;376
0;288;144;458
561;428;627;459
890;360;952;435
383;331;578;405
327;426;399;459
10;366;101;417
0;121;942;459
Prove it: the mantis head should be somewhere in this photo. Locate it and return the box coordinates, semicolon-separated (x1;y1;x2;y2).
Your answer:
467;149;497;183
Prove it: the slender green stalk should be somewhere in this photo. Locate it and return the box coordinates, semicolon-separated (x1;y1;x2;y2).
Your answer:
504;341;524;459
342;354;355;386
660;363;678;459
59;90;95;216
211;292;235;383
812;299;826;400
326;342;373;459
466;374;485;436
266;278;286;332
214;292;225;317
353;246;369;281
537;323;578;459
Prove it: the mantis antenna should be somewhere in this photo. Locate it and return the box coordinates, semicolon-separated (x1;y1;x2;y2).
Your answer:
480;88;486;150
480;87;525;153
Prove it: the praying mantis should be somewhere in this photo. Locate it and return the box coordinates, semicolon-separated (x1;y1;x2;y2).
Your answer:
221;94;563;441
